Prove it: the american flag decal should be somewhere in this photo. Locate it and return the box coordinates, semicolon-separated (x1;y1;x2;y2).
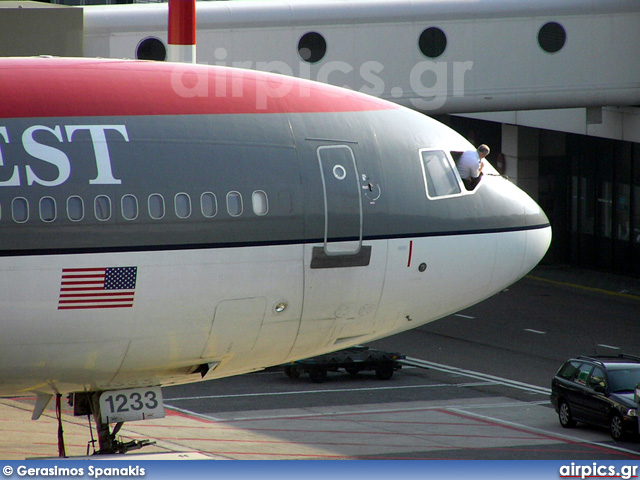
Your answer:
58;267;137;310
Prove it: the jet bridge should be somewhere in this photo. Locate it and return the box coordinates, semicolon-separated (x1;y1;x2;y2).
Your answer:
82;0;640;115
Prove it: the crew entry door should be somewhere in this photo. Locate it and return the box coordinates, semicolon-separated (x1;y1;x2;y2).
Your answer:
291;143;377;359
317;145;363;255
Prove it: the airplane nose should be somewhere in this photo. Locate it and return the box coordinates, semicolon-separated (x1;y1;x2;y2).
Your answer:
519;180;552;276
487;176;552;291
525;223;552;275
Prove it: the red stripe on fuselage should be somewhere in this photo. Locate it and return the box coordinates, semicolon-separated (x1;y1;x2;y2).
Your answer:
0;57;397;119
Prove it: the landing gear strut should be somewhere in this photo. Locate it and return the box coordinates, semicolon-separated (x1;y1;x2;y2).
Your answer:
72;392;154;455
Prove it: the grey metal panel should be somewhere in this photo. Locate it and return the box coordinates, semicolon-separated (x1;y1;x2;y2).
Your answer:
0;113;303;252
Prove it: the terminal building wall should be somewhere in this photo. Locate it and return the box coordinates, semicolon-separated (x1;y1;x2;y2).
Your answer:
0;3;82;57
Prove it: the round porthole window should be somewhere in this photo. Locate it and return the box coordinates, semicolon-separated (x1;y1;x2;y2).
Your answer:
298;32;327;63
136;37;167;61
538;22;566;53
419;27;447;58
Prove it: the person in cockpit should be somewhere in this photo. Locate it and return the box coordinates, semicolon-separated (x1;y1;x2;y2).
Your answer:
457;144;490;190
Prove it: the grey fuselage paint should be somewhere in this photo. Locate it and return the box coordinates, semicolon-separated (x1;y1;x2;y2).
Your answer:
0;109;548;256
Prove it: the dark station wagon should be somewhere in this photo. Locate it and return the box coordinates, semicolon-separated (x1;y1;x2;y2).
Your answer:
550;355;640;440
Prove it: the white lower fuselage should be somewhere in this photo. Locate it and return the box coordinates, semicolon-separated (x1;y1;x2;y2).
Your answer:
0;219;550;396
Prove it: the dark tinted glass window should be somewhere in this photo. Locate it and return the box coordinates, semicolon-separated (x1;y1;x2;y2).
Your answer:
574;363;594;386
136;37;167;61
557;361;581;380
227;191;243;217
419;27;447;58
421;150;461;197
67;196;84;222
148;194;165;220
201;192;217;218
39;197;56;222
608;367;640;393
12;197;28;223
94;195;111;221
538;22;566;53
175;193;192;219
122;195;138;221
298;32;327;63
588;366;606;390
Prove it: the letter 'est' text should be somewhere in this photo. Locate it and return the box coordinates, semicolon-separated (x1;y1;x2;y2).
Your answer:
0;124;128;187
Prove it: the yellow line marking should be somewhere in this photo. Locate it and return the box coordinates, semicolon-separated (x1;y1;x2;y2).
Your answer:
526;275;640;300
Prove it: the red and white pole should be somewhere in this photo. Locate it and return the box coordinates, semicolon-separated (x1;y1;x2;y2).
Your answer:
168;0;196;63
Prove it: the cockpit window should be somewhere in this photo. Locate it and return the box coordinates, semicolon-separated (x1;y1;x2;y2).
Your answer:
420;150;461;198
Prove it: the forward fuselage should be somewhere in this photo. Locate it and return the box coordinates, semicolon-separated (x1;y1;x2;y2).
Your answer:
0;58;550;396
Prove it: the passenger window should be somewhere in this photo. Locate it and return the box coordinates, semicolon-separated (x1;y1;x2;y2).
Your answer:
94;196;112;221
121;195;138;221
588;366;606;391
12;197;28;223
67;196;84;222
420;150;461;198
227;191;243;217
148;194;165;220
557;361;580;380
175;193;191;219
252;190;268;216
39;197;56;222
574;363;594;386
201;192;217;218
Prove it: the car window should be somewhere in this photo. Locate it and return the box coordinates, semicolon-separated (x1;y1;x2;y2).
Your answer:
587;366;606;390
607;367;640;393
557;361;581;380
574;363;593;386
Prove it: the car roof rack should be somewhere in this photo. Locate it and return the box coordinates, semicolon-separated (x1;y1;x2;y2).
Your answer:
576;354;640;365
617;353;640;362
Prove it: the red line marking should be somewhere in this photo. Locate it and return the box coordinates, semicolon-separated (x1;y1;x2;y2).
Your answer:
165;408;217;424
60;287;106;291
438;409;640;459
150;407;639;460
61;268;106;272
61;274;106;279
59;292;133;298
